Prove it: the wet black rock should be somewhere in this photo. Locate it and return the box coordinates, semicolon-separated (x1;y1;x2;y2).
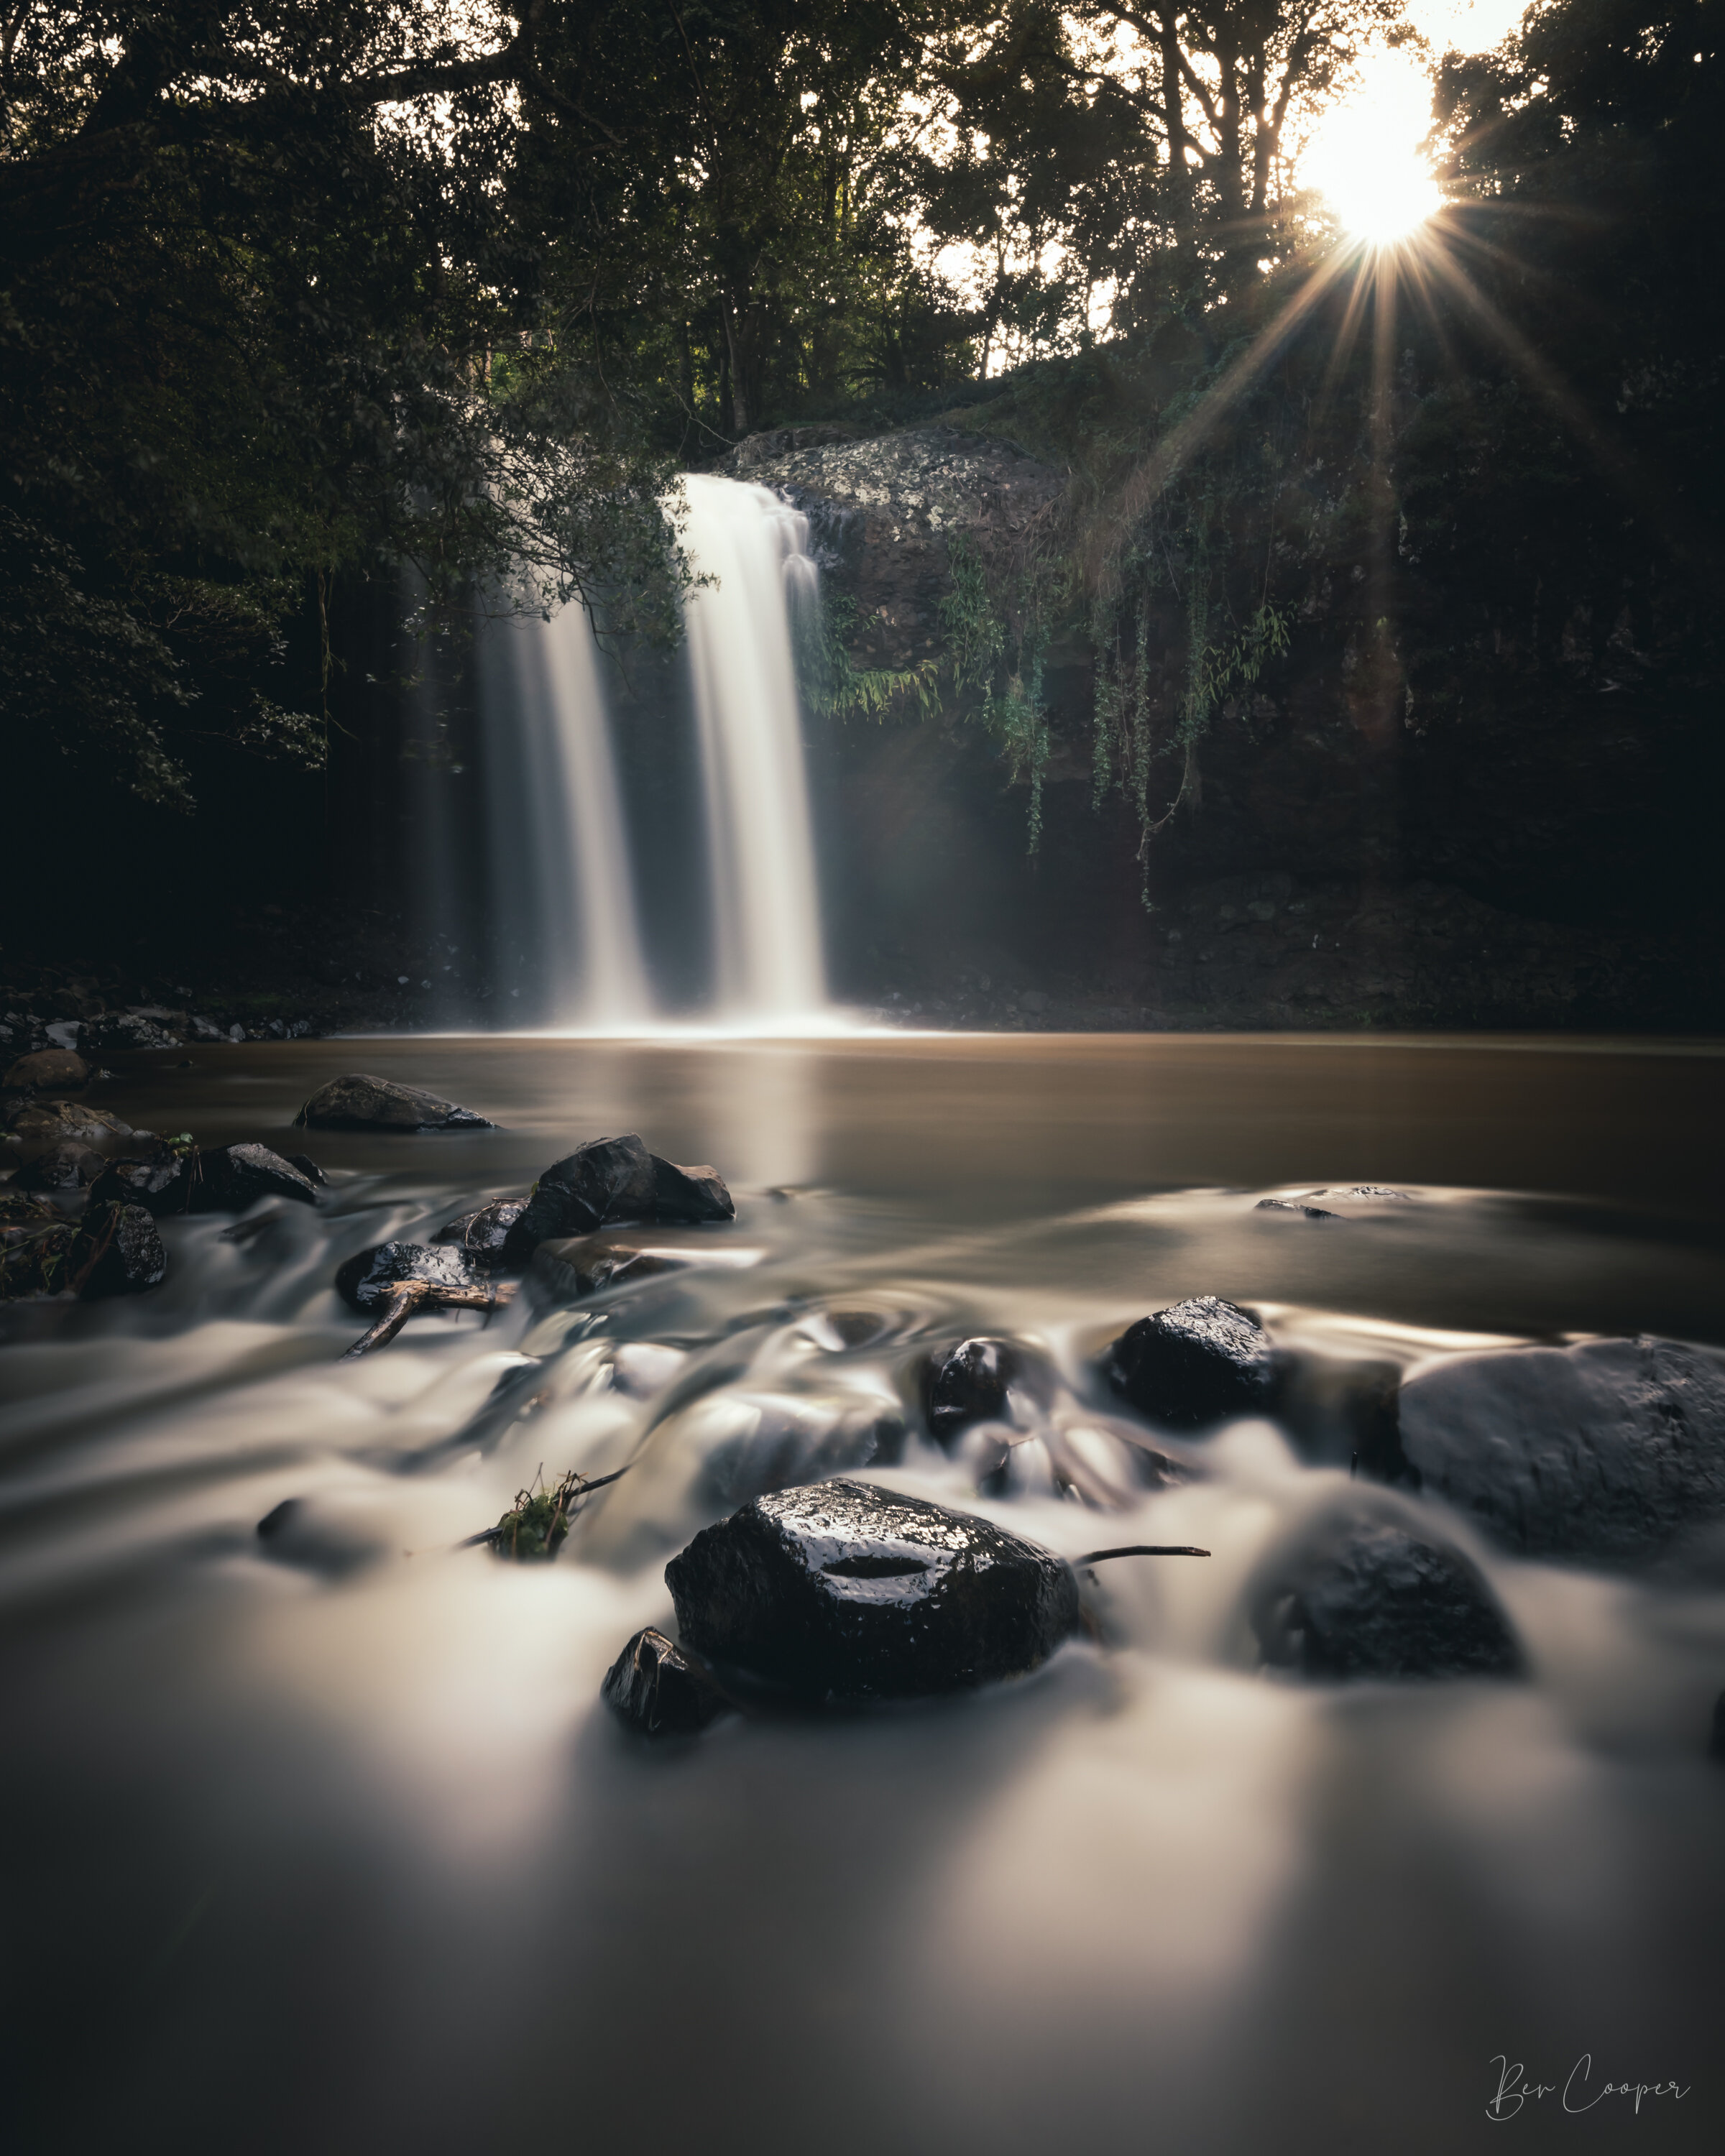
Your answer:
666;1478;1081;1703
602;1628;732;1736
295;1073;493;1131
89;1142;317;1217
1104;1296;1279;1430
199;1143;319;1211
14;1140;106;1189
335;1240;484;1310
254;1496;382;1578
1398;1336;1725;1567
4;1049;88;1092
650;1155;736;1223
501;1135;658;1263
285;1153;328;1187
699;1401;907;1509
531;1236;686;1299
1253;1517;1522;1681
68;1199;167;1298
435;1197;526;1262
924;1337;1022;1442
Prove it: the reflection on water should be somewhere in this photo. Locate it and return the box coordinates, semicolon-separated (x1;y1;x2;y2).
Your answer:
2;1035;1723;2154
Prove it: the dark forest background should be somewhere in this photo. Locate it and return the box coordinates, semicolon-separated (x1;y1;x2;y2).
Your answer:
2;1;1720;1023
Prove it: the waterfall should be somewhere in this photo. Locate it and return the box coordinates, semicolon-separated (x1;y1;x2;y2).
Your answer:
678;474;829;1023
472;474;829;1032
482;600;652;1030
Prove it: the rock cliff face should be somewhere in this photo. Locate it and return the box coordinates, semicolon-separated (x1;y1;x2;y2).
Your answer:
726;420;1712;1029
727;425;1067;673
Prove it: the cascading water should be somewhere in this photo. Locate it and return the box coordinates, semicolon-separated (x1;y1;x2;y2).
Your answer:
481;599;653;1030
676;474;829;1023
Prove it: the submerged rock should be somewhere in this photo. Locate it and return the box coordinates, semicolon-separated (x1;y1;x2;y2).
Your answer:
285;1152;328;1187
502;1135;659;1261
1104;1296;1278;1429
697;1398;906;1509
1398;1336;1725;1567
435;1197;526;1262
650;1155;735;1223
666;1478;1081;1702
14;1140;106;1189
1254;1197;1340;1221
68;1200;167;1298
295;1074;493;1132
6;1099;132;1152
3;1049;88;1092
602;1628;732;1736
531;1236;686;1299
1253;1517;1522;1681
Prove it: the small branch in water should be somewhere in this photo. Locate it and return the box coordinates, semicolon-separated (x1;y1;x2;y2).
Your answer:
1079;1544;1211;1563
341;1279;517;1359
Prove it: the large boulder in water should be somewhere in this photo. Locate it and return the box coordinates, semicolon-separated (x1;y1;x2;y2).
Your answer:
666;1478;1081;1702
1252;1516;1522;1681
89;1142;318;1217
501;1135;658;1262
1397;1335;1725;1567
1103;1296;1278;1429
295;1074;493;1132
602;1628;732;1737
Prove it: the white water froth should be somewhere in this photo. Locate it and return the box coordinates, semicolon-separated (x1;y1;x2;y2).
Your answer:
678;473;828;1023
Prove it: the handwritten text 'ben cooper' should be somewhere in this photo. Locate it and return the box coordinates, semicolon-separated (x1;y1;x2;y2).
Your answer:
1489;2056;1691;2121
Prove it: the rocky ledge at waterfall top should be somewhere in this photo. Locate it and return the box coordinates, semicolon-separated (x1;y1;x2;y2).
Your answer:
724;424;1067;675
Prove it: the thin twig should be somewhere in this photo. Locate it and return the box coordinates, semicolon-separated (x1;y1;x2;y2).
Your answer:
1079;1544;1211;1562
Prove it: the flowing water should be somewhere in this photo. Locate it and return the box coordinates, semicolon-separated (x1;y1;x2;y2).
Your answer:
676;476;828;1023
4;1033;1723;2154
479;603;653;1028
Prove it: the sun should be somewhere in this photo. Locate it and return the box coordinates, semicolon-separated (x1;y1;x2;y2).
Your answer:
1302;51;1445;246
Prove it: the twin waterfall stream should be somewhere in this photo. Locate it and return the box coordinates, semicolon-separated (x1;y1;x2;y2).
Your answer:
483;475;828;1032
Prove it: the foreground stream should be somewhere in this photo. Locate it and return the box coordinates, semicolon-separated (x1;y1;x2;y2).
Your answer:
4;1033;1724;2154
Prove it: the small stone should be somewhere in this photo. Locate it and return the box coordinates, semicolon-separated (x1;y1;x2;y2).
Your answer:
530;1237;686;1299
68;1200;167;1298
650;1155;735;1223
602;1628;731;1736
501;1135;658;1262
434;1197;525;1261
924;1337;1020;1443
1254;1198;1340;1220
1104;1296;1278;1430
4;1049;88;1092
1253;1517;1522;1681
666;1478;1081;1702
295;1074;493;1131
335;1240;484;1309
